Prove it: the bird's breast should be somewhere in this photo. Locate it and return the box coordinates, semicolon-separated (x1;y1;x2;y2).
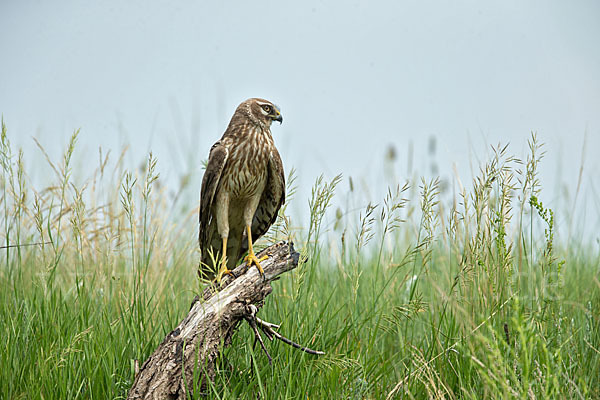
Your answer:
222;128;272;199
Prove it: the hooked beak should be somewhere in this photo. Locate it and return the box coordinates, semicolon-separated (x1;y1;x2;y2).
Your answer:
271;107;283;124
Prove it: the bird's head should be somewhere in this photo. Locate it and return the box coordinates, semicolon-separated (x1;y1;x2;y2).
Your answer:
240;98;283;128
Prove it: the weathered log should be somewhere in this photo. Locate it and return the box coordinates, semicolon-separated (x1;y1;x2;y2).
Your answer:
127;241;316;400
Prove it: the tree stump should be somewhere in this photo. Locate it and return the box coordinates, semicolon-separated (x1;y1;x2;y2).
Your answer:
127;241;319;400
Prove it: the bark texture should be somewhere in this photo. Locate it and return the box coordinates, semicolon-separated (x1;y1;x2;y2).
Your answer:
127;241;299;400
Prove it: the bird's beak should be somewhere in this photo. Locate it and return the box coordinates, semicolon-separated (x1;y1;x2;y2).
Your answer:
271;107;283;124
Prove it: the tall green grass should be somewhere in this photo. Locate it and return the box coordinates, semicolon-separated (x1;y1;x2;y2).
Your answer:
1;121;598;399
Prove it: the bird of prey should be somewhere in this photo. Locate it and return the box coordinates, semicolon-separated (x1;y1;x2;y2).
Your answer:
199;98;285;283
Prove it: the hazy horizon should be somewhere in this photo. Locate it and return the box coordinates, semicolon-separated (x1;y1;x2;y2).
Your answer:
1;0;599;241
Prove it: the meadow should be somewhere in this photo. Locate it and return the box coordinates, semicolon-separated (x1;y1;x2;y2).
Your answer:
1;121;599;399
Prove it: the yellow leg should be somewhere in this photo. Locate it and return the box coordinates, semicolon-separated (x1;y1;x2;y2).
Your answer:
215;236;231;283
243;225;268;276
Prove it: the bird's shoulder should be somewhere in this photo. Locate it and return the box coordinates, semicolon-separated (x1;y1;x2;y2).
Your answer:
201;141;229;196
269;147;284;179
209;139;229;156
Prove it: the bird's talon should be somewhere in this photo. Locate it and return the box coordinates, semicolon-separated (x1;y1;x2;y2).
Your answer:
215;268;233;284
244;253;266;276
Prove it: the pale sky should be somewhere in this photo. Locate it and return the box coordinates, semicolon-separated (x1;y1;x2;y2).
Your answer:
1;0;599;239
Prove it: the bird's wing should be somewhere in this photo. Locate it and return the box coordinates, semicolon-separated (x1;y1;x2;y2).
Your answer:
199;141;229;249
250;147;286;241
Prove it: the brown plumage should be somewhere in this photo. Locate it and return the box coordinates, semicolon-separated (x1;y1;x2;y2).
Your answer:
198;98;285;282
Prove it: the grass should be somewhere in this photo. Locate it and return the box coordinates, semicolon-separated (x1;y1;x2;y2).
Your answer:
1;121;599;399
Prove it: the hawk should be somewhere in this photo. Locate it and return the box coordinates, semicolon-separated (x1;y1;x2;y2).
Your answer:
199;98;285;282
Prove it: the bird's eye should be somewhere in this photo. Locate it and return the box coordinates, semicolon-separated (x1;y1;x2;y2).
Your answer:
262;105;272;113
